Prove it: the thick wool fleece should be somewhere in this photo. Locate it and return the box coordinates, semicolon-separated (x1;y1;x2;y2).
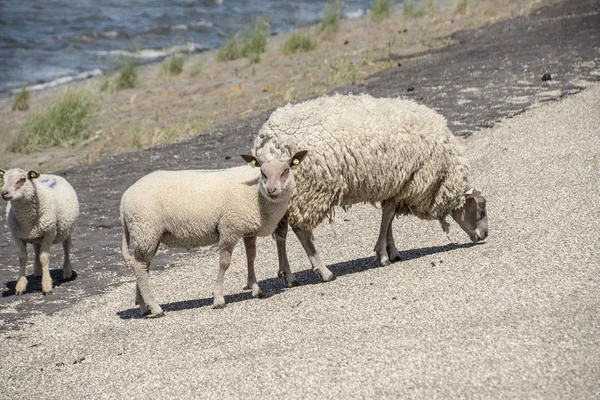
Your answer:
253;93;469;231
6;174;79;244
120;166;292;254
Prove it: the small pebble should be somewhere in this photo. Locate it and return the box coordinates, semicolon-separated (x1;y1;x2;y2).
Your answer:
407;86;415;92
225;155;231;160
542;73;552;81
344;40;349;45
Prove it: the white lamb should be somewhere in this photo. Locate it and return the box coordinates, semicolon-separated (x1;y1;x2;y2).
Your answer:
120;151;308;318
0;168;79;295
252;93;489;286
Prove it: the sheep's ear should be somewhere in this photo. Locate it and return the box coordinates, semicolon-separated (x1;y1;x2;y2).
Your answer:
240;154;262;168
289;150;308;168
464;188;481;199
0;169;4;179
28;170;41;180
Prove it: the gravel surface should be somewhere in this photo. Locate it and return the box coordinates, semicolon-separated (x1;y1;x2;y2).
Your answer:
1;80;599;399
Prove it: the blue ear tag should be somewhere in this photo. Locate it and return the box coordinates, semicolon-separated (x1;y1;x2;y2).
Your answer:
248;160;256;168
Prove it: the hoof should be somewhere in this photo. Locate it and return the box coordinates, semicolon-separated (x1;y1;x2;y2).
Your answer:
42;291;53;296
284;280;301;288
143;310;166;318
318;272;336;283
213;303;227;309
15;291;25;296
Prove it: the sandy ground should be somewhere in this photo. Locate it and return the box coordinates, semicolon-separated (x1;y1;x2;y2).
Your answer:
0;80;598;399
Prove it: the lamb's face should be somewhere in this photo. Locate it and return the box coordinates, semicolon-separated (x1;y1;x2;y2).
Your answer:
258;161;294;202
0;168;37;201
240;150;309;203
451;190;488;242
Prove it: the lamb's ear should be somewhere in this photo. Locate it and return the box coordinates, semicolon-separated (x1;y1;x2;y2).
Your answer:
28;170;41;180
240;154;262;168
289;150;308;168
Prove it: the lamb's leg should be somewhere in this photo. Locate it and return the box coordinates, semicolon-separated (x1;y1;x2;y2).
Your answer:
374;200;397;267
14;239;28;295
62;237;73;281
39;233;56;296
244;236;263;299
33;242;42;279
132;247;164;318
274;216;299;287
213;242;236;309
292;227;335;282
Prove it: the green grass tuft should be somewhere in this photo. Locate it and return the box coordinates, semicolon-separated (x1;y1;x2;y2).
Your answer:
403;0;426;17
161;55;185;76
12;86;30;112
190;61;203;77
371;0;392;23
319;0;342;35
115;58;138;90
216;18;269;63
454;0;468;14
12;88;96;153
281;33;316;55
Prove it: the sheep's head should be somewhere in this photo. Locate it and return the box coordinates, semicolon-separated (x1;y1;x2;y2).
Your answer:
0;168;40;201
241;150;308;202
451;188;488;242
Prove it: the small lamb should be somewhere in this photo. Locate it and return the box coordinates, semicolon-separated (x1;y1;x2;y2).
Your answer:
120;151;308;318
253;94;488;285
1;168;79;295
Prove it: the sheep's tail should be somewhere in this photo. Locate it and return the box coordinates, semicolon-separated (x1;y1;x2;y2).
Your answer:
121;217;134;264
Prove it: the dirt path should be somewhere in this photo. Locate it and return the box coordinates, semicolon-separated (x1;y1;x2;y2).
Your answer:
0;0;598;332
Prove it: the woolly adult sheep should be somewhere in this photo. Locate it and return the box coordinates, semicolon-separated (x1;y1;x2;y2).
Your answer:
120;151;308;318
252;93;488;286
0;168;79;295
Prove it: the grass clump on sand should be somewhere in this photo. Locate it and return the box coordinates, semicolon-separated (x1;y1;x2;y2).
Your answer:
454;0;468;14
319;0;342;35
403;0;433;18
190;61;203;77
281;33;316;55
12;86;30;112
115;57;138;90
161;55;185;76
371;0;392;23
216;18;270;64
12;88;96;153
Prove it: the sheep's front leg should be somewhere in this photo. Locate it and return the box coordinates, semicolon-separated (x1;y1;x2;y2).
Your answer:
244;236;263;299
33;242;42;279
14;239;28;295
274;216;299;287
374;200;397;267
62;237;73;281
39;233;56;295
292;227;335;282
213;242;236;309
386;212;401;263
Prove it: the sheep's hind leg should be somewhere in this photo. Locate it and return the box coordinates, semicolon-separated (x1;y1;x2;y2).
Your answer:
62;237;73;281
386;209;401;263
292;227;335;282
132;247;164;318
274;216;299;287
374;200;397;267
14;239;29;295
244;236;263;299
213;242;236;309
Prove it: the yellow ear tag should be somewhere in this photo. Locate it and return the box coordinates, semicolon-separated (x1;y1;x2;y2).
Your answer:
248;160;256;168
293;158;300;166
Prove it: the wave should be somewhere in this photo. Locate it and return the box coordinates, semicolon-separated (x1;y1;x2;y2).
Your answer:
12;69;104;93
96;43;205;60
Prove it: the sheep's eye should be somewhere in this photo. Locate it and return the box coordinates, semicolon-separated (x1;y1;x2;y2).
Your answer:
18;178;26;184
281;168;289;177
260;171;267;179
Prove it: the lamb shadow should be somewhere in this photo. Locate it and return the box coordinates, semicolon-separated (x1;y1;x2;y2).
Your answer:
2;270;78;297
117;241;481;319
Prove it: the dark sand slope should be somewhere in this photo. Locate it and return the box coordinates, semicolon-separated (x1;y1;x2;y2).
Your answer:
0;0;598;331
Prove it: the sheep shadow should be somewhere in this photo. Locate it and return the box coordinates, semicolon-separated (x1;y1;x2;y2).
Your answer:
116;241;481;319
2;270;78;297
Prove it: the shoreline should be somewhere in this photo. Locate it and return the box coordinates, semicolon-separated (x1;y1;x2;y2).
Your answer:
0;0;560;172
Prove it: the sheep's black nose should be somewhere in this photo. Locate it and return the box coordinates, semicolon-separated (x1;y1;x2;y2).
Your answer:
1;191;10;200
